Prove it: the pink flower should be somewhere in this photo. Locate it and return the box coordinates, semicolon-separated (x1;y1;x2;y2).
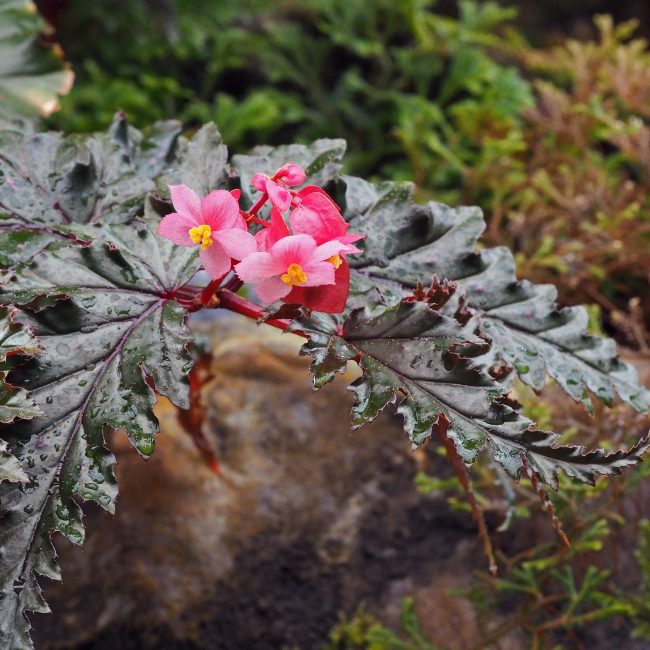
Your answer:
251;203;359;313
234;234;349;304
290;186;364;249
248;184;364;313
252;162;307;212
157;184;256;279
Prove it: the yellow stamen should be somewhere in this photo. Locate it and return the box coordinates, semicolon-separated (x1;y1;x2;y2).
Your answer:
281;263;307;286
327;254;342;269
188;224;213;250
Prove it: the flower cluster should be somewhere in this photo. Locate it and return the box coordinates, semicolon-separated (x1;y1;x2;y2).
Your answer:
157;163;363;313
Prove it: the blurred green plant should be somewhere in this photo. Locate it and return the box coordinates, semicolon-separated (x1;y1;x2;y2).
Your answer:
323;600;438;650
626;520;650;639
46;0;532;179
321;518;650;649
412;376;650;647
472;16;650;347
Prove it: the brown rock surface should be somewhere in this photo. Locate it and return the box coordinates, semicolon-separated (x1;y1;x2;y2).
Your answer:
31;314;501;650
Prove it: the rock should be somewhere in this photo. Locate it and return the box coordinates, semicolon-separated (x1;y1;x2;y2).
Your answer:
32;314;501;650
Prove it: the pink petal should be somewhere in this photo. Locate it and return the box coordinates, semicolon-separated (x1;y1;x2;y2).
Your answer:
252;173;268;193
199;242;232;279
230;189;242;200
234;252;282;283
157;212;196;246
234;213;248;230
212;228;257;261
255;229;272;253
200;190;241;230
290;187;349;244
269;206;290;236
270;234;317;268
276;163;306;186
302;261;335;287
255;276;292;304
339;242;363;255
169;184;201;221
310;240;348;263
339;232;365;245
266;179;292;212
255;207;290;251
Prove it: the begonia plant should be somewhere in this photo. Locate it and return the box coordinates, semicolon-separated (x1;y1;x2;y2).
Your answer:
0;66;649;648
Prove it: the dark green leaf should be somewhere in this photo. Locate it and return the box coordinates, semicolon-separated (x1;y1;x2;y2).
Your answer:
0;0;73;125
0;306;38;363
157;122;227;197
338;176;650;413
0;114;183;267
0;113;181;225
0;438;27;482
298;300;649;489
0;306;40;482
0;378;39;425
0;221;198;648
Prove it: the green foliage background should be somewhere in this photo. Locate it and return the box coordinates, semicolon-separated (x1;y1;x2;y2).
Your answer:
45;0;533;183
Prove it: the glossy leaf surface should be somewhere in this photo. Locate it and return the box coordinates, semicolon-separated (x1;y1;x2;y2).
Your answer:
338;176;650;414
0;0;73;124
0;222;198;649
298;300;649;487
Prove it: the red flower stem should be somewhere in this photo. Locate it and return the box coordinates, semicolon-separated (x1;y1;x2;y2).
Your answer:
247;192;268;217
200;269;243;307
222;275;244;293
216;289;306;337
200;277;225;305
241;209;268;226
